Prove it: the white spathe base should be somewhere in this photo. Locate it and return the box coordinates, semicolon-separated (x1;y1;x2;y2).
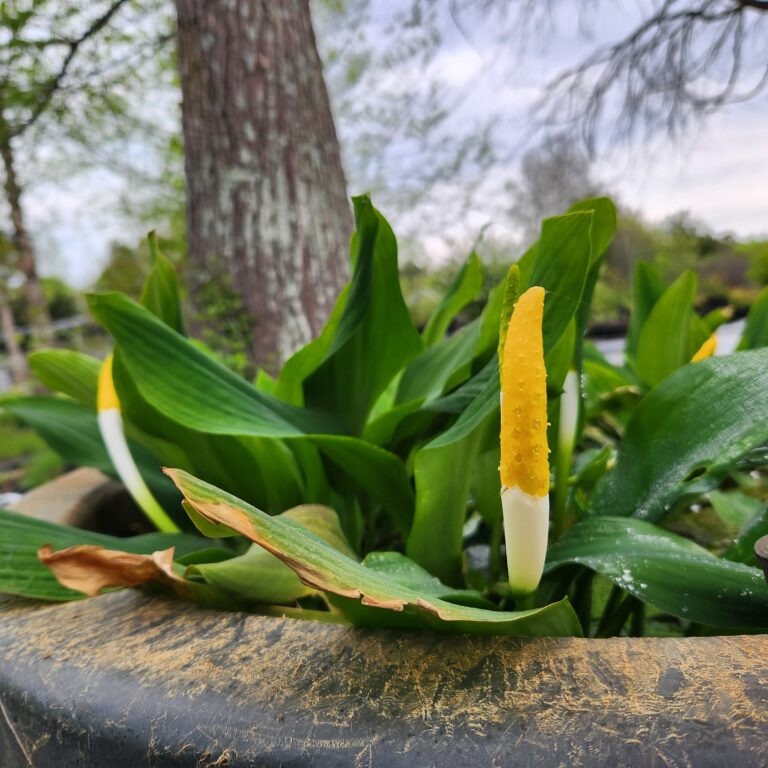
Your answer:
501;485;549;597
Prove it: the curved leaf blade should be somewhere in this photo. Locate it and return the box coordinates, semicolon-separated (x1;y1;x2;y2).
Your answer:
591;349;768;521
168;469;581;637
546;516;768;628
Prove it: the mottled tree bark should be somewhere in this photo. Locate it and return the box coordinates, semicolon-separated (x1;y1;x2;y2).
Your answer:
0;118;52;350
174;0;352;372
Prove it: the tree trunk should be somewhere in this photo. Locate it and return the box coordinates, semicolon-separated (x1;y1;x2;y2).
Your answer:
0;288;27;385
174;0;352;373
0;123;52;349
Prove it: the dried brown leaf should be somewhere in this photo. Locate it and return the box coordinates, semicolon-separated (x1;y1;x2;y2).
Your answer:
38;544;182;597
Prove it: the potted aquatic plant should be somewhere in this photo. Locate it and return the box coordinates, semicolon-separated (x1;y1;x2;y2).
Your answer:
1;196;767;766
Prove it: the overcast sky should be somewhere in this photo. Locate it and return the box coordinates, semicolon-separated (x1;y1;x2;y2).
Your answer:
17;0;768;288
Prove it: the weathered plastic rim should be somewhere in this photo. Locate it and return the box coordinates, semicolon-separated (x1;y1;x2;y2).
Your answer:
1;590;766;767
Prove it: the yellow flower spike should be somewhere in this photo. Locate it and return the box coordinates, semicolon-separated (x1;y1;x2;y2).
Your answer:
691;334;717;363
499;285;550;597
97;354;179;533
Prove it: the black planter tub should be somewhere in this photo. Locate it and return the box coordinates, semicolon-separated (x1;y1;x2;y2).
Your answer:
1;589;767;768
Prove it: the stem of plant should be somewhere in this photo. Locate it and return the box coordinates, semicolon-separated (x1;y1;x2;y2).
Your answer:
596;585;626;637
516;593;536;610
490;516;502;581
629;600;645;637
552;441;573;541
596;591;639;638
552;370;579;541
572;569;594;637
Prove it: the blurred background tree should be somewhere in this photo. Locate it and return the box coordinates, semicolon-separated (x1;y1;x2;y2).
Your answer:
0;0;175;382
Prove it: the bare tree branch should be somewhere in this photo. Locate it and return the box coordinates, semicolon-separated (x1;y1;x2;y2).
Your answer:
528;0;768;153
10;0;131;139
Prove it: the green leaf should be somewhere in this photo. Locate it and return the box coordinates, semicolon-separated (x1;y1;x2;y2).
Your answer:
566;198;617;364
546;516;768;628
141;231;185;334
635;270;704;388
275;284;350;406
88;292;412;529
709;490;764;531
88;291;328;437
28;350;101;409
469;446;502;527
112;353;303;515
422;251;483;346
358;551;494;609
168;469;581;637
738;285;768;350
406;365;500;585
527;211;593;356
591;349;768;521
312;435;414;533
304;197;423;433
0;507;203;601
702;306;733;334
626;261;666;362
725;503;768;565
191;505;357;604
582;359;636;417
396;321;479;404
497;264;521;360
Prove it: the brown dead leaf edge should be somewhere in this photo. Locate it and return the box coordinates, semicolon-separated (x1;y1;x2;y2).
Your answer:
38;544;182;597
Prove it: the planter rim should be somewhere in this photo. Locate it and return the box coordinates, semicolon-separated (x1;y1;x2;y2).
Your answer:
1;591;767;767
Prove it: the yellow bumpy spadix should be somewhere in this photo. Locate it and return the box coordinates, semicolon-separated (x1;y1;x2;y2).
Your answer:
97;354;120;412
691;334;716;363
500;285;549;497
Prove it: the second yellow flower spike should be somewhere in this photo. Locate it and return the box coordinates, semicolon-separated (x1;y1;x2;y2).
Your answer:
691;334;717;363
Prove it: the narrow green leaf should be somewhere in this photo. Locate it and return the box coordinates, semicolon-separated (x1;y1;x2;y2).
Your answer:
497;264;521;361
635;270;701;388
527;211;593;356
591;350;768;521
28;349;101;409
88;292;333;437
406;365;500;585
738;285;768;350
725;503;768;565
567;198;617;366
141;231;185;333
626;261;666;361
546;516;768;628
396;321;479;404
304;197;423;432
422;251;483;346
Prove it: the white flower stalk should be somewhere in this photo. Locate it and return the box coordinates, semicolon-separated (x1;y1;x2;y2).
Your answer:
558;370;580;457
552;368;580;539
97;355;179;533
499;286;550;597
